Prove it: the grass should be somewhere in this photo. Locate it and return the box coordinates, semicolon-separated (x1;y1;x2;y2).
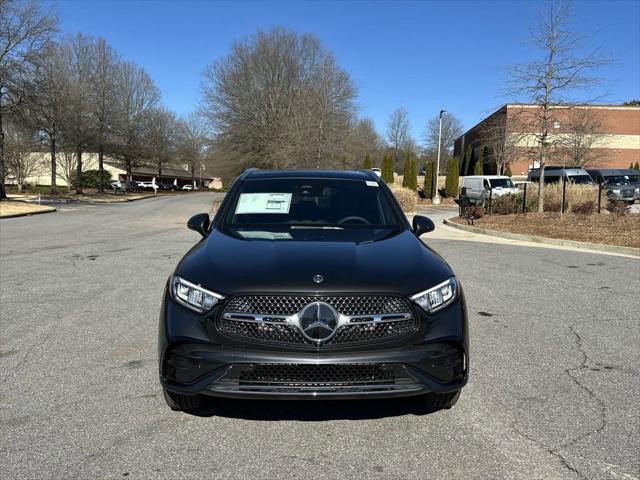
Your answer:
0;201;56;218
451;212;640;248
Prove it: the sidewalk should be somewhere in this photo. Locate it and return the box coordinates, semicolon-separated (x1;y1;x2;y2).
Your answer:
0;201;56;219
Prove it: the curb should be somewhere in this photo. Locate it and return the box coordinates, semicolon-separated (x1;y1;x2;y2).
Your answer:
0;206;57;219
443;218;640;258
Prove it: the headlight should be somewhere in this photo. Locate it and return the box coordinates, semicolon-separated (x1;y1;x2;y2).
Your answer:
170;275;224;313
635;187;639;194
411;277;457;313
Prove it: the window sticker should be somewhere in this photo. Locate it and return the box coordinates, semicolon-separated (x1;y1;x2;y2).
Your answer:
235;193;292;214
365;180;379;187
237;231;293;240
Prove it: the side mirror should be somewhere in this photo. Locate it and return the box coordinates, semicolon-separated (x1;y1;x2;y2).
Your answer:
412;215;435;237
187;213;210;237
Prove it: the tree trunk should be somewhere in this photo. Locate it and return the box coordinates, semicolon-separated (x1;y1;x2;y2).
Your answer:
158;161;162;178
18;182;23;193
191;164;195;186
50;139;57;195
98;144;104;192
76;147;83;194
537;164;545;213
0;111;6;200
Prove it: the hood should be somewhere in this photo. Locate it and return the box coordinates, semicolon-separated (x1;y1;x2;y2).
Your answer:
176;228;452;296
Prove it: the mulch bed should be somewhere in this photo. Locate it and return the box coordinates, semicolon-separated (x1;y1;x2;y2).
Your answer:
450;213;640;248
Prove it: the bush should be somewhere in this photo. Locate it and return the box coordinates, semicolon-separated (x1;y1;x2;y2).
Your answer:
490;193;522;215
402;155;417;191
571;201;595;216
444;158;459;197
381;155;394;184
363;153;372;169
423;161;435;198
504;164;513;177
473;147;484;175
71;169;112;189
389;185;417;212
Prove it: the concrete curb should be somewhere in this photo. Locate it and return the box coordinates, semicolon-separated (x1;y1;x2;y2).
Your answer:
0;206;57;219
443;218;640;258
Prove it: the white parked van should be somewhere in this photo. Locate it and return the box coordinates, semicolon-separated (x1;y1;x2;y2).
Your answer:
461;175;518;204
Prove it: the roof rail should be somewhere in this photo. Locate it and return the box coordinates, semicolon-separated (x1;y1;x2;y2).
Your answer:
355;168;378;180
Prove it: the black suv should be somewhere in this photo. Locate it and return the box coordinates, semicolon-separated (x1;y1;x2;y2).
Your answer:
159;169;469;412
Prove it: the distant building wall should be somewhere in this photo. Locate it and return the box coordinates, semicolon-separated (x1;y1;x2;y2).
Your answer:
454;104;640;176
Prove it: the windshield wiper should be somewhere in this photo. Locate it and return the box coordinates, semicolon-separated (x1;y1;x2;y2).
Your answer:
289;225;344;230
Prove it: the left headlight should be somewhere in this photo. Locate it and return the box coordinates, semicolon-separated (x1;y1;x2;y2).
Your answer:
170;275;224;313
411;277;457;313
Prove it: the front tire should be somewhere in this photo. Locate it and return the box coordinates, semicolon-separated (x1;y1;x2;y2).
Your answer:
417;390;461;413
163;388;205;412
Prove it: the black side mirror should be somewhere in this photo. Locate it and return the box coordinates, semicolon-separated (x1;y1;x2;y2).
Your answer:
412;215;435;237
187;213;210;237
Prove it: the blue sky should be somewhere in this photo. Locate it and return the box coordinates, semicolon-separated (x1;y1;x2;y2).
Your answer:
52;0;639;140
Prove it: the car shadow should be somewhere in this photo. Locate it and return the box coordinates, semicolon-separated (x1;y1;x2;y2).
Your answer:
188;396;440;420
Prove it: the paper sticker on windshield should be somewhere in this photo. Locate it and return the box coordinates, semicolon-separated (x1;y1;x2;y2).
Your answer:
235;193;292;214
365;181;378;187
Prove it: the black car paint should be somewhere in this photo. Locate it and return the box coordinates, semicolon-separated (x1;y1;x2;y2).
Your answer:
159;169;469;401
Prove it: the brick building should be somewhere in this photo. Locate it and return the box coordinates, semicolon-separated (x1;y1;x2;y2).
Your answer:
453;104;640;176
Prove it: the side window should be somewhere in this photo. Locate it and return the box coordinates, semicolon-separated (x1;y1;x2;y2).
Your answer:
483;180;491;190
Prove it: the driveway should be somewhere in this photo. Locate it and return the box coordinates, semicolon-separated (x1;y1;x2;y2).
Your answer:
1;193;638;479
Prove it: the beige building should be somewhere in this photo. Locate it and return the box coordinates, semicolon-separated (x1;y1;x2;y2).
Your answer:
15;153;221;189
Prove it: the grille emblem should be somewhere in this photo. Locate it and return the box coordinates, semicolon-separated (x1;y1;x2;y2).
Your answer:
313;274;324;284
298;302;338;343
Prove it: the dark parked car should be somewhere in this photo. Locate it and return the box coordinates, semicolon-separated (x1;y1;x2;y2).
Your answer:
159;169;469;412
587;168;639;203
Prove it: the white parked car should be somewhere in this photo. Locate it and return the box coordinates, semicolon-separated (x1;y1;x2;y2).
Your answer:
182;185;194;191
138;181;158;191
461;175;519;204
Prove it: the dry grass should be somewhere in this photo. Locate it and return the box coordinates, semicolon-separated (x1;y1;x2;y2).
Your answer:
0;201;55;218
389;185;417;212
451;213;640;248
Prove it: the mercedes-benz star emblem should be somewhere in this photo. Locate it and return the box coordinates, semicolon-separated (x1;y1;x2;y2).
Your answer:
299;302;338;343
313;274;324;284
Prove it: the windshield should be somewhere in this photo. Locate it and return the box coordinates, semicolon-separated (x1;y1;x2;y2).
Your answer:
489;178;515;188
568;175;594;185
604;175;632;186
223;178;400;229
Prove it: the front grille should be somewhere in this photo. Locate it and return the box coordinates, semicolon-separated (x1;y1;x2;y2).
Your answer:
218;295;417;347
238;363;395;385
224;295;410;316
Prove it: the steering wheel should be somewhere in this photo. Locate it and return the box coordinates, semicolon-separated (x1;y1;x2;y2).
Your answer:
337;216;371;225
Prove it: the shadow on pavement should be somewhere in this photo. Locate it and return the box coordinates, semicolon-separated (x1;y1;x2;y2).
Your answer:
188;396;440;420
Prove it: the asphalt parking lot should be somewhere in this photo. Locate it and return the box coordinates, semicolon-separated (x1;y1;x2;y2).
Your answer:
1;193;638;480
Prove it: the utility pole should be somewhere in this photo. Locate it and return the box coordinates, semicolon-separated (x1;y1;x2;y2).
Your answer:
433;109;445;205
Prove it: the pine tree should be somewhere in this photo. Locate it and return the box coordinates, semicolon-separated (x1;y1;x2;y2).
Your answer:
381;155;394;183
634;161;639;170
445;158;460;197
363;153;372;169
423;161;435;198
463;144;472;175
402;154;417;190
630;162;634;169
474;147;484;175
504;164;513;177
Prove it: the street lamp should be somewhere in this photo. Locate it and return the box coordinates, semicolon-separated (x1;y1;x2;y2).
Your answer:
432;109;446;205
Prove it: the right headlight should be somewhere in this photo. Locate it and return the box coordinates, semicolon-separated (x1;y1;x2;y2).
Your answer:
411;277;458;313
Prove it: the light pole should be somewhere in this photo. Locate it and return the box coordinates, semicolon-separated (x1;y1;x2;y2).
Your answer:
432;109;445;205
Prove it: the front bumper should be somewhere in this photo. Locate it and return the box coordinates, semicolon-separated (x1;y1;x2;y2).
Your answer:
158;286;469;400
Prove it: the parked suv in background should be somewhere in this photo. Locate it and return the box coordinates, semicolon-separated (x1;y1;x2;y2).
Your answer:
527;166;595;185
587;168;639;203
159;169;469;413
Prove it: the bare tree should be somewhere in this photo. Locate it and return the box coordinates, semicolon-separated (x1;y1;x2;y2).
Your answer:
505;1;609;211
423;112;463;172
112;60;160;182
0;0;57;199
55;149;77;191
559;107;605;166
90;37;119;191
344;117;382;167
479;109;525;174
145;106;177;178
3;121;43;192
200;28;357;173
176;112;208;186
386;108;410;167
